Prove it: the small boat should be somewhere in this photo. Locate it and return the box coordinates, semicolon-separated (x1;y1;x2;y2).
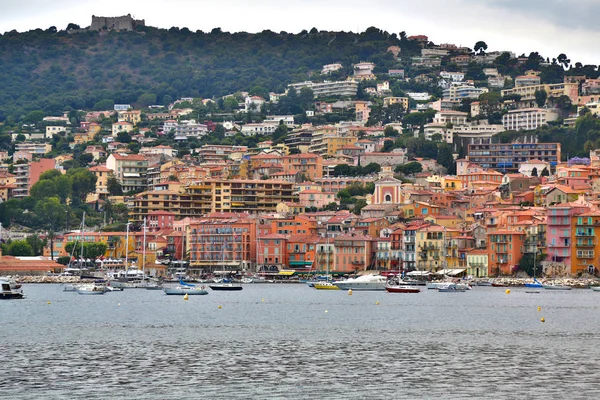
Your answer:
76;283;106;295
590;286;600;292
426;282;447;290
209;282;243;291
427;281;471;290
333;274;387;291
1;280;25;299
476;280;492;286
525;278;543;288
385;285;420;293
62;284;79;292
438;283;466;292
164;286;208;295
491;282;505;287
313;281;340;290
241;277;254;284
543;284;572;291
104;286;123;292
525;290;540;294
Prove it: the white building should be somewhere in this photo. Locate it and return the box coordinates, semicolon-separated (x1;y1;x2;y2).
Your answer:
407;92;432;102
45;125;68;139
264;115;295;127
289;80;359;98
502;108;559;131
114;104;131;111
322;63;343;74
519;159;550;177
488;76;506;88
353;62;376;79
162;120;178;134
433;111;468;126
443;85;488;101
174;120;209;140
245;96;266;112
439;71;465;82
240;123;278;136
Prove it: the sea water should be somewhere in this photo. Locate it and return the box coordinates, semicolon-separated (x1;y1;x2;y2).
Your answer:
1;284;600;399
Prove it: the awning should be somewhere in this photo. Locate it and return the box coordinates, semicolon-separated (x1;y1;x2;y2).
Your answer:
278;270;296;276
435;268;466;276
406;271;432;276
123;173;140;177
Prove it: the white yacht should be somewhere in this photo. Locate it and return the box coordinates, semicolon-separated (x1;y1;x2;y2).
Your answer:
333;274;387;291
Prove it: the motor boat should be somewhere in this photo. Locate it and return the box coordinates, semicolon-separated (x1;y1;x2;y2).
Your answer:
313;281;340;290
333;274;387;291
438;283;467;292
590;286;600;292
164;286;208;295
1;279;25;299
385;285;420;293
543;284;571;290
209;282;243;291
76;283;106;295
427;281;471;290
525;278;543;288
241;277;254;284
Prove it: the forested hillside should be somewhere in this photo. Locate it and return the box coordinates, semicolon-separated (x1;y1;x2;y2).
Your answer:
0;26;405;121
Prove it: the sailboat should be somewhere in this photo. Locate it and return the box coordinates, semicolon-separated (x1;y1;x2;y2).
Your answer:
525;243;543;289
314;236;339;290
209;235;243;291
164;278;208;295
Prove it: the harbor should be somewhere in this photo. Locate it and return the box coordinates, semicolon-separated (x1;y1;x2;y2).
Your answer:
3;283;600;398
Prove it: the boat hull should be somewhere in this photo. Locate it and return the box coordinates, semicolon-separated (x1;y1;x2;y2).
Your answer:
0;292;25;299
164;288;208;295
543;285;571;290
590;286;600;292
333;282;386;291
438;288;466;292
209;284;243;291
313;284;340;290
385;286;420;293
524;283;543;288
76;290;105;295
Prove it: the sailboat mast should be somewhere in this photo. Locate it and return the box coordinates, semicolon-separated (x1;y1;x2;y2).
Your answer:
125;222;131;273
142;218;147;276
81;212;85;268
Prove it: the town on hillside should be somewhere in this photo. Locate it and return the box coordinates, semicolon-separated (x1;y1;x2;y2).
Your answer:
2;26;600;280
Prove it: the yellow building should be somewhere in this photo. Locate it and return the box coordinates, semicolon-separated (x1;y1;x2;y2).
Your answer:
571;211;600;275
118;110;142;125
87;165;112;202
441;176;462;192
383;97;409;110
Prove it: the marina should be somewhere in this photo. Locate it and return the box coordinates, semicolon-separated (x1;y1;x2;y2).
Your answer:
2;283;600;398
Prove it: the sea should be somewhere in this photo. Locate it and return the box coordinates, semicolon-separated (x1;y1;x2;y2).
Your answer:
1;284;600;399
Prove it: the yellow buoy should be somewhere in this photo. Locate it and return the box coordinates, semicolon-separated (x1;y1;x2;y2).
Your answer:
348;289;353;296
541;317;545;323
118;303;121;306
505;289;511;294
183;294;189;300
47;301;51;305
261;298;265;302
537;306;541;312
218;305;222;309
375;301;380;305
324;310;328;313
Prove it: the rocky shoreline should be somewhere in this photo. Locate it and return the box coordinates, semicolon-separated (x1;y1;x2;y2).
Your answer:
5;275;600;287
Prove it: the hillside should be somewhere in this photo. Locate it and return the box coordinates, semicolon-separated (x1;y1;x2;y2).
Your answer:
0;26;405;121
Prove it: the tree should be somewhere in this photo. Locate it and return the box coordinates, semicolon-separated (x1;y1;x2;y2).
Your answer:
67;168;97;205
474;41;488;55
117;131;132;143
557;53;570;69
66;23;80;30
353;198;368;215
26;234;45;256
437;143;455;174
518;252;545;278
541;167;550;177
137;93;157;107
534;89;547;107
531;167;538;177
8;240;34;256
93;99;114;111
395;162;423;175
65;242;108;260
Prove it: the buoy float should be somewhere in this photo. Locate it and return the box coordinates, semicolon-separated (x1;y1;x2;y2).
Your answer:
218;305;222;309
541;317;545;323
537;306;541;312
375;301;380;305
348;289;353;296
261;298;265;302
47;301;51;305
118;303;121;306
183;294;189;301
324;310;328;313
505;289;511;294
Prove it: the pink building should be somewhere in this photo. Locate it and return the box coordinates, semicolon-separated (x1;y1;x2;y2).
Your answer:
546;204;589;267
257;234;287;271
147;211;175;231
298;190;339;209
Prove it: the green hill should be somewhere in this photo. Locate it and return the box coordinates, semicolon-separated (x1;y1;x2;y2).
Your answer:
0;26;404;121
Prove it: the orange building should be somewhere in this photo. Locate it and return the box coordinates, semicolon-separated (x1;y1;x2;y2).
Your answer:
354;217;390;238
281;153;323;180
571;210;600;275
257;233;287;272
286;235;321;271
487;230;525;276
271;215;317;236
333;233;374;273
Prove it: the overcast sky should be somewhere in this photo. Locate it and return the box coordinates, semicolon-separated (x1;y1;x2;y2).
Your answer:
1;0;598;65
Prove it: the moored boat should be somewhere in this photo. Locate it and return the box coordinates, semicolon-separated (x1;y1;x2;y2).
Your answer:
590;286;600;292
1;280;25;299
385;285;420;293
525;278;543;288
313;281;340;290
76;283;106;295
333;274;387;291
438;283;466;292
543;284;572;291
164;286;208;295
209;282;243;291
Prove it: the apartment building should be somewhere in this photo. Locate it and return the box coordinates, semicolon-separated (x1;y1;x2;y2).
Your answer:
443;84;488;101
383;97;409;110
12;158;55;198
288;80;359;98
502;108;559;131
501;82;579;107
487;230;525;276
515;75;541;87
468;142;561;172
174;121;208;140
106;153;149;193
281;153;323;180
333;233;374;273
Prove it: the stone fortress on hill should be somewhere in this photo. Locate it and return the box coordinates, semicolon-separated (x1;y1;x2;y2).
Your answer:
90;14;145;31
